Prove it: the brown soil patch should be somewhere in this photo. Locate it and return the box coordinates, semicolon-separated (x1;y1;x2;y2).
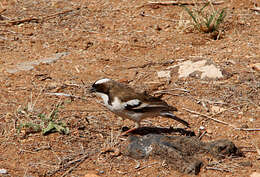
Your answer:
0;0;259;176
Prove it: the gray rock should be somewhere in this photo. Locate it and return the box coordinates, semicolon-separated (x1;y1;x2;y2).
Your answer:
177;60;223;79
6;52;69;73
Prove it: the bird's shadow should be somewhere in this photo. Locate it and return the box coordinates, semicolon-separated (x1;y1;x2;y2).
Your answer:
121;126;195;136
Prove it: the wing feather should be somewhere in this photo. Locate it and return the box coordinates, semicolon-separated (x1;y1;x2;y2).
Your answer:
124;99;142;109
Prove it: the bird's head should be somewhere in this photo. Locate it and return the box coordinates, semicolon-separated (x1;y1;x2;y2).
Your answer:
90;78;113;95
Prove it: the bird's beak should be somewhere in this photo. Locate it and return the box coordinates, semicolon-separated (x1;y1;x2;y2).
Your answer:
89;87;96;93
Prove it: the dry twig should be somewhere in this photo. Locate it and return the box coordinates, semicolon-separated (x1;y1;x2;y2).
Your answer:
49;153;90;177
0;8;78;26
61;153;89;177
136;162;158;171
251;7;260;12
0;8;6;14
198;130;207;140
127;60;174;69
250;140;260;158
235;128;260;131
205;166;232;172
183;108;260;131
183;107;230;125
139;1;224;8
211;103;248;117
45;92;91;101
153;88;190;94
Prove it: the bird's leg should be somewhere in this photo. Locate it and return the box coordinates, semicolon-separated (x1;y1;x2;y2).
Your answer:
121;122;140;136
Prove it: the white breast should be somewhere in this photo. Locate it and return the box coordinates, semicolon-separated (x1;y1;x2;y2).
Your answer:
95;93;143;121
111;97;124;110
96;93;123;111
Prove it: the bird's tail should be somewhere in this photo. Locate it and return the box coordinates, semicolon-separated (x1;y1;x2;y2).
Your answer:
160;112;190;128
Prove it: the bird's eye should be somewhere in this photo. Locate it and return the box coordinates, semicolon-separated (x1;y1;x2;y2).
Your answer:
92;83;105;93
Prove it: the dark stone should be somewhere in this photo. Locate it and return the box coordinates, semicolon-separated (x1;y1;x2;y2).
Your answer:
205;139;244;159
122;134;243;175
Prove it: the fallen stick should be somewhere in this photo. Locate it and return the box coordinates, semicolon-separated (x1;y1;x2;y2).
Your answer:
45;92;90;101
0;9;6;14
205;166;232;172
61;154;89;177
183;107;230;125
136;162;158;171
211;103;248;117
251;140;260;157
0;8;77;26
140;1;224;8
250;7;260;12
127;59;174;69
235;128;260;131
183;108;260;131
6;17;40;25
41;9;76;21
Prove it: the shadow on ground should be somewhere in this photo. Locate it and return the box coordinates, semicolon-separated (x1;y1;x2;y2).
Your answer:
121;126;196;136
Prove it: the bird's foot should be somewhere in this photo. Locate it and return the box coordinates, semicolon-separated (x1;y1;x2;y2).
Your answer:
121;127;137;136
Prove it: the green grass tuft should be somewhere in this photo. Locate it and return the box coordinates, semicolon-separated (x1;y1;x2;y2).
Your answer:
16;101;69;136
182;2;227;38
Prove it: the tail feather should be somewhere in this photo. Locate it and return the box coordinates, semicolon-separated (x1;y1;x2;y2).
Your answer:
160;112;190;128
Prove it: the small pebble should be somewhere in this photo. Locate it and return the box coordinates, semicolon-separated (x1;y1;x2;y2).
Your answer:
98;170;104;174
199;126;205;130
157;70;171;78
249;118;255;122
0;169;7;174
241;124;249;128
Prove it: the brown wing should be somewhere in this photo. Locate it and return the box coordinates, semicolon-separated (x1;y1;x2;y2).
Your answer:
110;81;177;112
139;92;178;112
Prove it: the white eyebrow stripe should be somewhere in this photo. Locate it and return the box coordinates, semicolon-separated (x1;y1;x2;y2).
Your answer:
95;78;111;84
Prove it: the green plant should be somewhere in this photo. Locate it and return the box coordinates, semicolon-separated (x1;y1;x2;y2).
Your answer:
17;101;69;136
17;122;42;134
182;2;226;35
39;108;70;135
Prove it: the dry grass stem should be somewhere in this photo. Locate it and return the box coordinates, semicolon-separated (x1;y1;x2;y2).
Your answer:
183;108;260;131
183;107;230;125
127;60;174;69
61;154;89;177
0;8;6;14
205;166;232;172
210;103;249;117
141;1;224;7
0;8;79;26
251;7;260;12
136;162;159;171
250;140;260;157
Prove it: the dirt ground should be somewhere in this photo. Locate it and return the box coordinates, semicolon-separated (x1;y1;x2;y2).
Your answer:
0;0;259;176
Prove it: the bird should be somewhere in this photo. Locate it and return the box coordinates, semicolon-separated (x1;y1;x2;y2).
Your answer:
90;78;190;135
